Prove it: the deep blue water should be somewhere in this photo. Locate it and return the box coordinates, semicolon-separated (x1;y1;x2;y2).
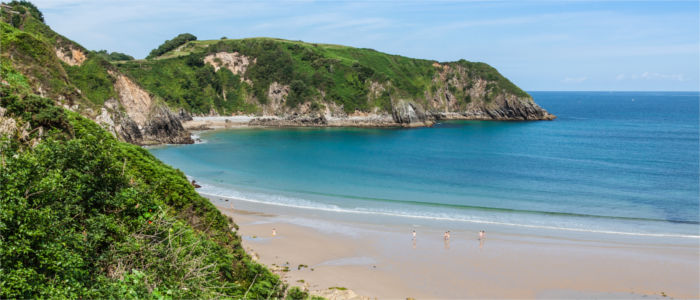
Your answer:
149;92;699;238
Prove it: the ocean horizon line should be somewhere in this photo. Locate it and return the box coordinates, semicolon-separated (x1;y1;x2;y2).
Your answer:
527;90;700;93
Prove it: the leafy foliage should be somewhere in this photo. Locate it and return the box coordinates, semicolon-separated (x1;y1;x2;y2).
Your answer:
0;106;290;299
0;60;297;299
118;53;255;114
454;59;530;98
3;1;44;23
64;54;117;105
95;50;135;61
0;5;313;298
146;33;197;59
1;88;70;132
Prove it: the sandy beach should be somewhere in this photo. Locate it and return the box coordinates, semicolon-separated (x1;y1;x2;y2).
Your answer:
207;194;700;299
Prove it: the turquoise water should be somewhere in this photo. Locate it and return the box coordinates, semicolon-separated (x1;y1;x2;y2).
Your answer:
150;92;699;239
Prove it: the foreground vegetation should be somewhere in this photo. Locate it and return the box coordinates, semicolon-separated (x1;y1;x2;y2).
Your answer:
0;1;312;298
0;62;298;299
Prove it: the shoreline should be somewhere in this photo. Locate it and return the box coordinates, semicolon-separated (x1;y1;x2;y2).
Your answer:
206;193;700;299
182;112;555;131
183;115;422;130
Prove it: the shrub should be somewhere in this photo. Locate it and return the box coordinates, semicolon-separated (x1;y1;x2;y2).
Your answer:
146;33;197;59
95;50;134;61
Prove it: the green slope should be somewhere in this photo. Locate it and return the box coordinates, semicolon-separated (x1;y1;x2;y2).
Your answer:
120;37;530;115
0;1;310;298
0;51;293;300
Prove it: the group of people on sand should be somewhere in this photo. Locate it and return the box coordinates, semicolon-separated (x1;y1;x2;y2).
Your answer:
410;229;486;241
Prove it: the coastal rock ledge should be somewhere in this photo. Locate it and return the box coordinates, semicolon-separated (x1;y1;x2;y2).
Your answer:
183;95;555;130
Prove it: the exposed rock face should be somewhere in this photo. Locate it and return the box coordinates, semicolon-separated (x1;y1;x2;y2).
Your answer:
113;73;152;124
0;107;42;147
184;59;553;129
113;112;144;144
177;108;193;121
142;105;193;144
203;52;255;80
55;46;86;66
248;113;328;127
263;82;290;114
104;72;193;145
392;100;432;126
0;107;18;136
423;63;555;122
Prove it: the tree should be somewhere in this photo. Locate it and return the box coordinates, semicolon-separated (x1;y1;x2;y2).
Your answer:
146;33;197;59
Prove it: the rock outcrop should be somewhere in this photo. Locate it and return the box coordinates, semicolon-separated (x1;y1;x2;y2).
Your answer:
392;100;432;127
0;107;18;136
55;45;86;66
422;63;555;122
186;59;553;129
203;52;254;80
142;105;193;144
101;72;193;145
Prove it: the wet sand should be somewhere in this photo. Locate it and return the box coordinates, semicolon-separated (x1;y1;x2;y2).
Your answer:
211;196;699;299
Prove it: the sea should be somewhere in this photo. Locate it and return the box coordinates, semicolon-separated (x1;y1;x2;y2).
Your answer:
149;92;700;241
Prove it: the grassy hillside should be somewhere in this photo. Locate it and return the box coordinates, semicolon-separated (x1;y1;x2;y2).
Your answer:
0;5;115;110
0;1;309;298
120;37;529;115
0;52;300;299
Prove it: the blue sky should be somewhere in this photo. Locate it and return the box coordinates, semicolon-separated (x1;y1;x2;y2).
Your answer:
33;0;699;91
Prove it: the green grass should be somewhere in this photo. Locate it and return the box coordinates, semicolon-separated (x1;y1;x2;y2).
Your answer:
0;67;292;299
118;55;257;114
0;9;312;298
64;55;117;106
120;37;529;115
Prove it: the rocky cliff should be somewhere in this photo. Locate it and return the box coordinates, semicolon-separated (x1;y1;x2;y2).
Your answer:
95;72;192;145
2;4;553;145
0;8;192;145
122;38;554;131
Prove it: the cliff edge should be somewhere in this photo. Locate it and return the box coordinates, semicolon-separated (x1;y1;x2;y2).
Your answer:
2;4;553;145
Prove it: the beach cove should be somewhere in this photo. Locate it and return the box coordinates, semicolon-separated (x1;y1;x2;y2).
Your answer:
149;91;700;298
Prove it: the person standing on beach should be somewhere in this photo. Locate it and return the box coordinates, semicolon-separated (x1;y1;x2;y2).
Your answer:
479;230;484;240
272;228;276;236
412;229;416;240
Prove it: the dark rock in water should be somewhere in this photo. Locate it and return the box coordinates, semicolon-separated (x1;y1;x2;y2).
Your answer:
482;95;556;120
191;180;202;188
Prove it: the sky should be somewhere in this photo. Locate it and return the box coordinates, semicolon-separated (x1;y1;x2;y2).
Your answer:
32;0;699;91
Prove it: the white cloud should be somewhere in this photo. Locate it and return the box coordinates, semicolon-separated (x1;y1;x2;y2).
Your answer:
615;72;686;81
640;72;686;81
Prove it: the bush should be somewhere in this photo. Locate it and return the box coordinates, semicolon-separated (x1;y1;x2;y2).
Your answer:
0;99;283;298
64;55;117;105
146;33;197;59
95;50;134;61
0;87;70;132
6;1;44;23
